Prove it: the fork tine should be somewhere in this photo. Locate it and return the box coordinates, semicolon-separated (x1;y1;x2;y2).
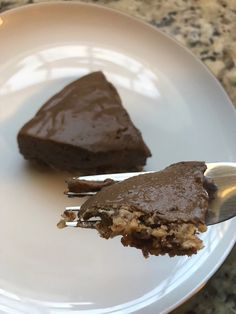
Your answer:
66;220;98;228
65;206;81;211
58;205;100;229
65;221;78;227
58;220;98;228
65;191;97;197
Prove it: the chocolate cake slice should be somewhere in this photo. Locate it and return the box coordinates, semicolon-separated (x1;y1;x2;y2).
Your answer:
60;162;216;257
17;71;151;173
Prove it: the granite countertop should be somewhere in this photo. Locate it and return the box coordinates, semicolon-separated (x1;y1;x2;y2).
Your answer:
0;0;235;313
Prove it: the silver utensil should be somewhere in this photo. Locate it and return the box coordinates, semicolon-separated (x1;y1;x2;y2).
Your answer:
60;162;236;227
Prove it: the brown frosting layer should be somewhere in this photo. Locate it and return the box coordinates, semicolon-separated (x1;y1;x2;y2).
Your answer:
66;178;116;193
80;161;211;223
18;71;151;155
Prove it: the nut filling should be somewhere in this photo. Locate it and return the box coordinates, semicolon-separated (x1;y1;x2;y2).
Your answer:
81;207;207;257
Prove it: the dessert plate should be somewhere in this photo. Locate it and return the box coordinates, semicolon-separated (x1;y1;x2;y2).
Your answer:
0;3;236;313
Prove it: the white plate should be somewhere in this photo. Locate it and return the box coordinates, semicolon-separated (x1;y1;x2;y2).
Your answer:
0;3;236;314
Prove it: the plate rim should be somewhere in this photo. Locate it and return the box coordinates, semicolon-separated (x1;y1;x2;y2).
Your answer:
0;2;235;313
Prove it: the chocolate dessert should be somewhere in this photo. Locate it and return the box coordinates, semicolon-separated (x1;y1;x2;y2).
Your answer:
17;71;151;173
66;177;116;194
60;162;216;257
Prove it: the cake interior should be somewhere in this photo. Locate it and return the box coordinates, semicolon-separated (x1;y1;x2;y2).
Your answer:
61;205;207;257
18;135;146;173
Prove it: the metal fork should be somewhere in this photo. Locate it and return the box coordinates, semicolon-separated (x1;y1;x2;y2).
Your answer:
60;162;236;227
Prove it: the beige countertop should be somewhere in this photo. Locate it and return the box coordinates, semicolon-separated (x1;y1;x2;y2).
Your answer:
1;1;235;313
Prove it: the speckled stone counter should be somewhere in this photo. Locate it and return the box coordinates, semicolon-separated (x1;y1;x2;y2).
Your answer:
0;1;235;313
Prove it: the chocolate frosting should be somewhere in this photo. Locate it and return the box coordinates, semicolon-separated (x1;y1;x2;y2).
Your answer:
19;71;151;155
66;178;116;193
80;161;210;223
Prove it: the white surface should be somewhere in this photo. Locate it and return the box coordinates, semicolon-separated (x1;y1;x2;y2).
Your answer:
0;3;236;314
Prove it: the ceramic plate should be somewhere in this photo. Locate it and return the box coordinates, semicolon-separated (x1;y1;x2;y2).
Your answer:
0;3;236;314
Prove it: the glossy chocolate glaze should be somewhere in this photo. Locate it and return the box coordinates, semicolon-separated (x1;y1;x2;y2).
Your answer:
66;178;116;193
80;161;211;223
17;71;151;172
18;71;151;154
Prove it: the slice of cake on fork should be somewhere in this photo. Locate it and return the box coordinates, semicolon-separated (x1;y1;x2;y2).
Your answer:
60;161;216;257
